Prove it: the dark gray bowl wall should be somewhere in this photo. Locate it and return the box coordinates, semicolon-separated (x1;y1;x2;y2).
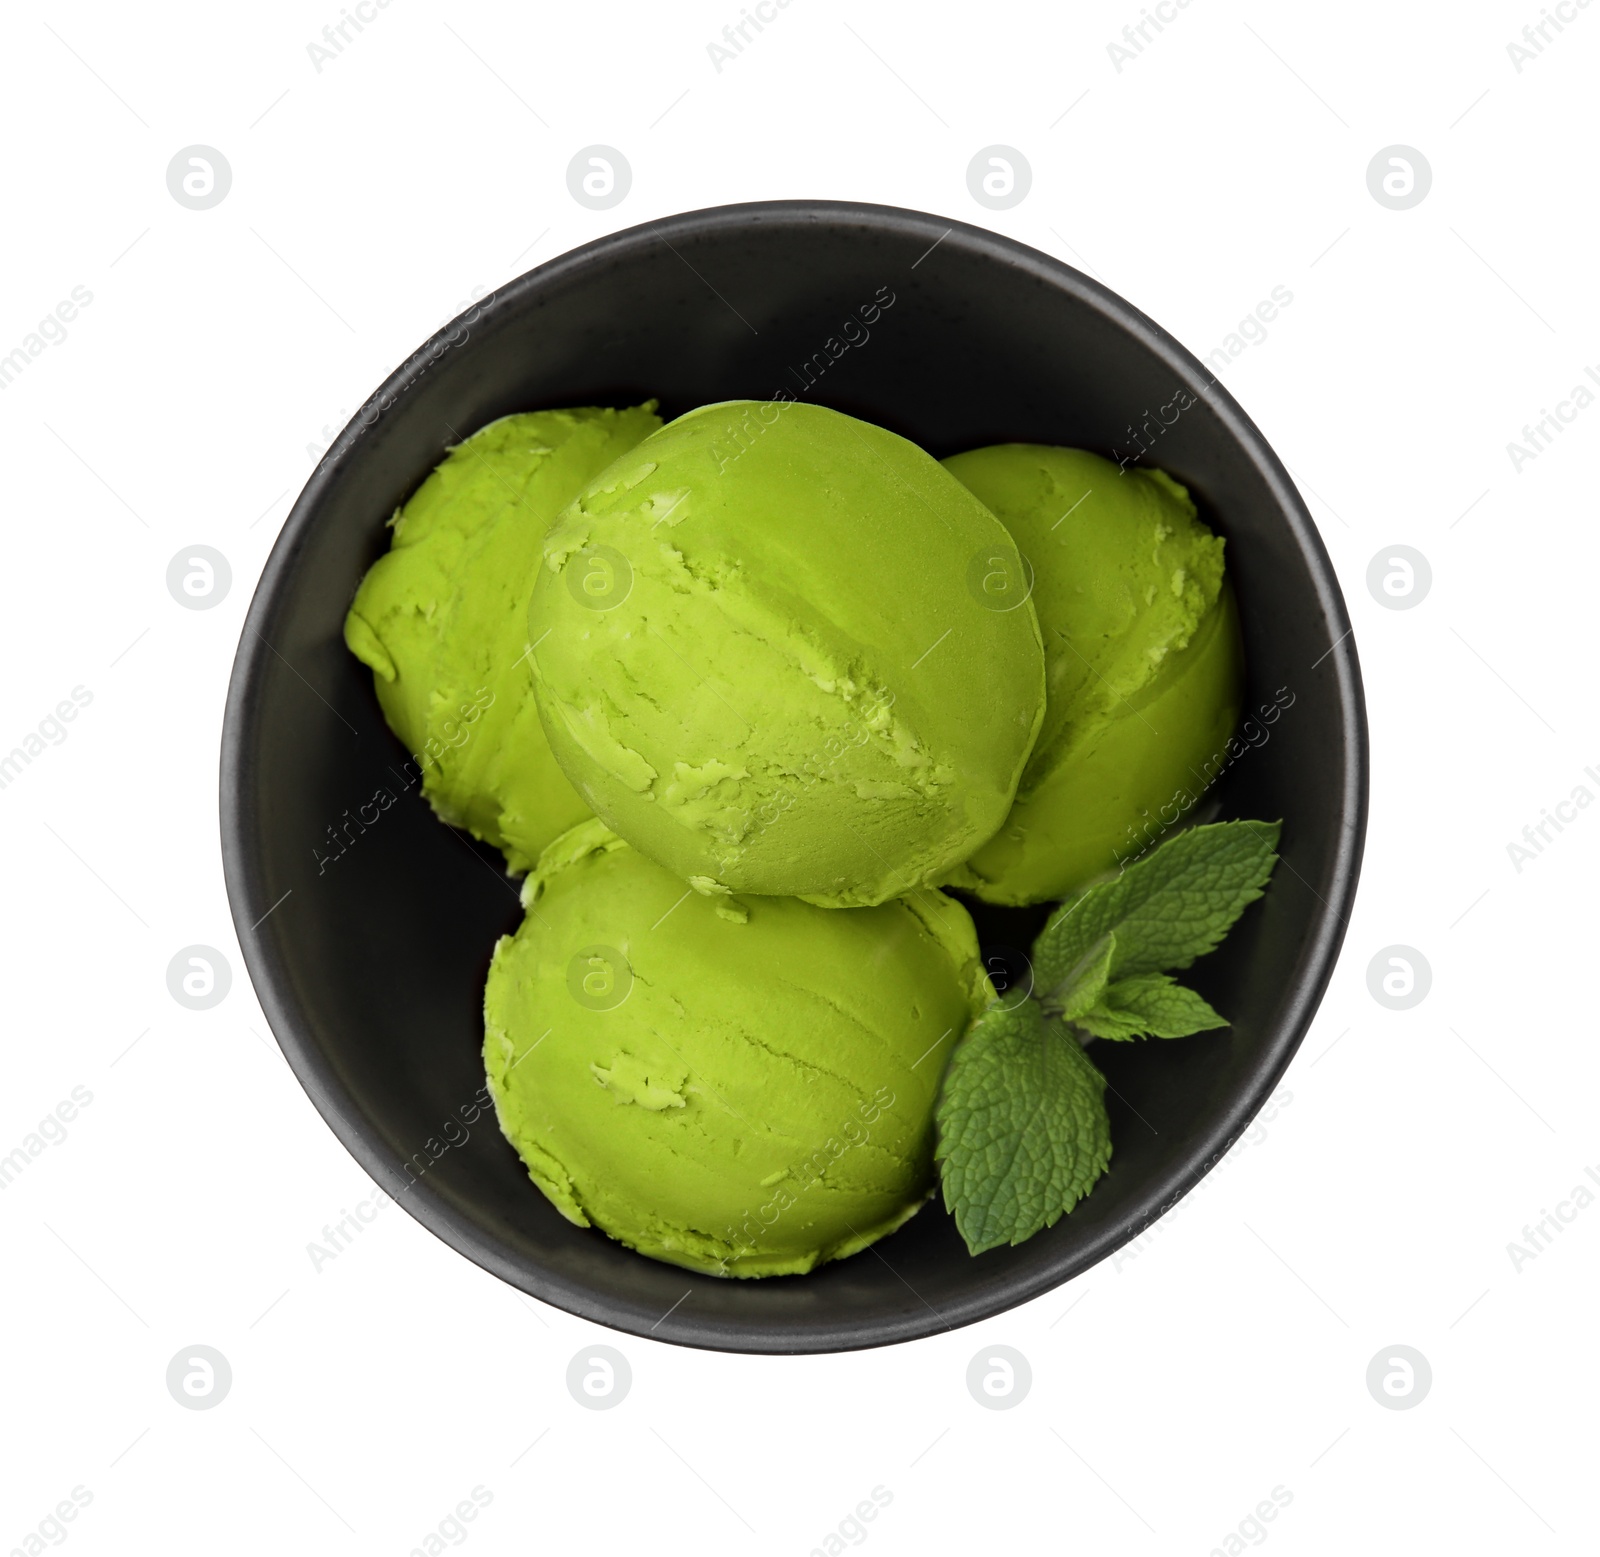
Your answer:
221;201;1366;1353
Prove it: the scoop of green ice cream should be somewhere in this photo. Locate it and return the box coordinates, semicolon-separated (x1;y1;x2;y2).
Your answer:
526;401;1047;907
940;445;1244;905
484;819;993;1277
344;405;661;873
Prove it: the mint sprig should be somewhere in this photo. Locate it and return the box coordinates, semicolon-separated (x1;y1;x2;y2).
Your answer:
936;820;1281;1255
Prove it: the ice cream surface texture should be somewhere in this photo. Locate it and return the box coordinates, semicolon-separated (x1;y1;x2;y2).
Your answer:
526;401;1047;907
484;820;994;1276
940;446;1243;905
344;405;662;873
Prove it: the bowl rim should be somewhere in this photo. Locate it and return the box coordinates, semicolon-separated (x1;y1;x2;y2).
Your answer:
220;197;1368;1354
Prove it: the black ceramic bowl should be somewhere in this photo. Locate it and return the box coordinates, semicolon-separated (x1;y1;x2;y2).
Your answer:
221;200;1366;1354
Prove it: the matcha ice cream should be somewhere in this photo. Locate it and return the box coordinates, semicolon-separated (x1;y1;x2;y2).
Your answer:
941;446;1243;905
484;820;993;1276
344;405;662;873
526;401;1047;908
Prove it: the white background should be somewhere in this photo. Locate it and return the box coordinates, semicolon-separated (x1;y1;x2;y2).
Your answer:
2;1;1596;1552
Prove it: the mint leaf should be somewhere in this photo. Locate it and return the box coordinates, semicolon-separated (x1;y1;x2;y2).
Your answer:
935;999;1112;1255
1077;973;1227;1041
1043;933;1115;1021
1034;821;1282;996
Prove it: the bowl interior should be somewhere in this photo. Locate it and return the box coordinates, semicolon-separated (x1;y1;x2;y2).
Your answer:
223;201;1364;1353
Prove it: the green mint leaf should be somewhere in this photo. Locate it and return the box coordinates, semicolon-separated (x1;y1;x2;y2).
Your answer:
935;999;1112;1255
1042;933;1115;1021
1072;1005;1149;1042
1034;820;1282;995
1076;973;1228;1041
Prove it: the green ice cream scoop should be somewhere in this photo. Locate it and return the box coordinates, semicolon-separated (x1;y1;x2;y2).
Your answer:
484;819;993;1277
941;445;1244;905
526;401;1047;908
344;405;661;873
